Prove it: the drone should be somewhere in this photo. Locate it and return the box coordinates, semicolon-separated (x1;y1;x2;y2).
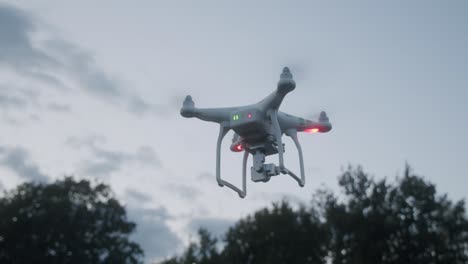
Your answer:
181;67;332;198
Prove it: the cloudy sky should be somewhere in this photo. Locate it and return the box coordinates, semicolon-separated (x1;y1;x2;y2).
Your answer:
1;0;467;262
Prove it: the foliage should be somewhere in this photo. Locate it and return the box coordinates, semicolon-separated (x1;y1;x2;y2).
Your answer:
0;177;143;264
222;201;329;264
162;165;468;264
324;165;468;264
162;228;221;264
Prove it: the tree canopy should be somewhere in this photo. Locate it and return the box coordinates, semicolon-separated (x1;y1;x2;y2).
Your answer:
323;165;467;264
162;165;468;264
0;166;466;264
0;177;143;264
222;202;329;264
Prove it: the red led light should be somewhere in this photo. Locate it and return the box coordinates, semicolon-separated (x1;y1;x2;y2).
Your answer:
231;143;244;152
247;113;252;118
305;128;319;133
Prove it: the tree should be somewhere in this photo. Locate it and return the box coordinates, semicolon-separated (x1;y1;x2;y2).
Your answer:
222;201;329;264
163;165;468;264
161;228;221;264
322;165;468;264
0;177;143;264
164;202;330;264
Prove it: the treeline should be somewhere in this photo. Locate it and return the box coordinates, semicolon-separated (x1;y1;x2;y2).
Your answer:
0;166;466;263
161;166;468;264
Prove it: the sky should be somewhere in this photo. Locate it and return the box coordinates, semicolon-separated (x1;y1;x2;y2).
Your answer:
0;0;467;262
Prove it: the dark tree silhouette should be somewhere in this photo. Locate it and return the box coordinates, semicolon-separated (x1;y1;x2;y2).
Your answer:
161;228;221;264
222;201;329;264
162;165;467;264
0;177;143;264
162;202;329;264
322;165;468;264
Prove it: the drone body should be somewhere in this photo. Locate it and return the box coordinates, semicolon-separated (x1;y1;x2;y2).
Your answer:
181;67;332;198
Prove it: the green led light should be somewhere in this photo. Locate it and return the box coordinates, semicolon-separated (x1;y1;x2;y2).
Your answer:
233;114;240;121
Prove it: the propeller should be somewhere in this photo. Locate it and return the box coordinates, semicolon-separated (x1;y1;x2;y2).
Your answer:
183;95;194;108
318;111;329;123
279;62;311;82
306;111;326;121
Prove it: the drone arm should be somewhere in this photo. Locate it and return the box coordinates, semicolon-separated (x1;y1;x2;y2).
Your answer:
258;86;295;111
180;95;236;124
258;67;296;111
258;90;287;111
216;123;246;198
277;111;332;133
182;107;234;123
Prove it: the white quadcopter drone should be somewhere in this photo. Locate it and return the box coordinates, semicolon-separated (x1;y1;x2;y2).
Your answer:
181;67;332;198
